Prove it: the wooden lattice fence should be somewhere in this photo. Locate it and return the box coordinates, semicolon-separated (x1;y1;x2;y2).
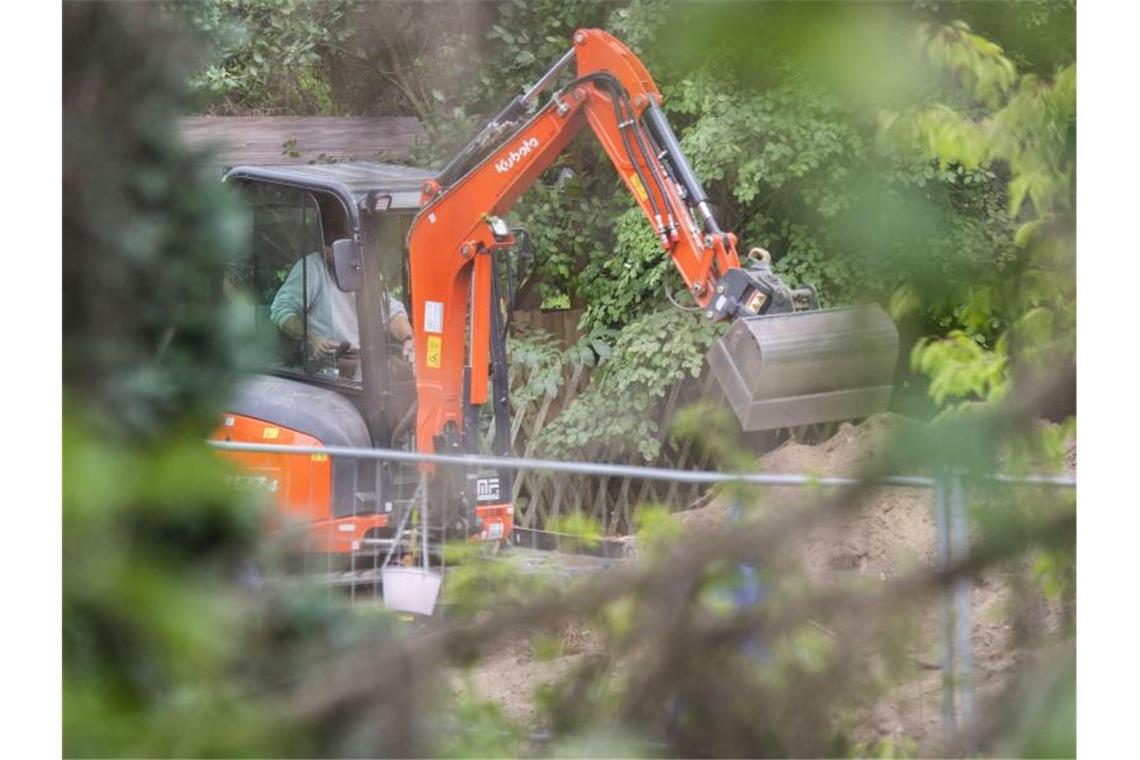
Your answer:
500;339;717;536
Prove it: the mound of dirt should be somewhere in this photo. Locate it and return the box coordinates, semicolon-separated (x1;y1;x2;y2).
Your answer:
677;413;936;586
455;620;604;726
673;412;1074;751
466;413;1074;754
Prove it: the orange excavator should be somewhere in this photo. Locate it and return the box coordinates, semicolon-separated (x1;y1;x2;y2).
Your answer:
212;29;897;554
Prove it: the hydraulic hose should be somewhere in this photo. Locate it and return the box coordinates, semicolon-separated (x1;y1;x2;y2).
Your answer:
616;89;678;239
642;101;722;235
567;72;670;245
603;83;666;242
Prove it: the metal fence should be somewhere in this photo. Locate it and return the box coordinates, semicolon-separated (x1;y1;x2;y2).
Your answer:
209;438;1075;748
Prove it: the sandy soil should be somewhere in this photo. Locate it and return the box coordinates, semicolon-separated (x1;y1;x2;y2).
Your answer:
462;413;1075;754
453;616;610;731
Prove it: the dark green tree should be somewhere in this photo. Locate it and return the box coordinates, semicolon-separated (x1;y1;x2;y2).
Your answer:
64;3;286;754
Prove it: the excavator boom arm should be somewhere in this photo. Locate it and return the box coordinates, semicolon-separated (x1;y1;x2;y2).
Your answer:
407;29;744;456
404;30;898;542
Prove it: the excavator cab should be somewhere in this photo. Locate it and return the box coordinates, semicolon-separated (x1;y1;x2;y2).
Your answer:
212;163;431;555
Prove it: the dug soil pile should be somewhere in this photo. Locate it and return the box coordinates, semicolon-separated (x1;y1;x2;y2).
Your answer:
677;413;939;585
465;413;1074;754
678;412;1074;752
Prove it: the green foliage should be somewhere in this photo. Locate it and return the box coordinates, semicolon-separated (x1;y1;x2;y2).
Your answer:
911;330;1010;411
477;0;613;103
66;6;252;441
64;6;428;755
176;0;354;114
63;3;290;754
995;654;1075;758
632;505;681;555
507;326;586;408
544;728;646;758
577;203;678;332
546;513;603;551
1032;546;1075;602
1003;417;1075;475
879;21;1075;409
513;163;620;311
180;0;491;124
63;422;286;756
850;735;918;759
919;20;1018;109
924;0;1075;78
765;626;838;682
670;399;757;473
673;66;864;215
537;309;720;461
440;541;555;620
434;686;525;758
66;5;1077;756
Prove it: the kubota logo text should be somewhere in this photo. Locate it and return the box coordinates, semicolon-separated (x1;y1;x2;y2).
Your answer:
495;137;540;174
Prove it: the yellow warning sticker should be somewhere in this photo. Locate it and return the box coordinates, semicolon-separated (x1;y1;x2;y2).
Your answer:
426;335;442;368
310;453;328;462
629;173;648;202
262;427;279;439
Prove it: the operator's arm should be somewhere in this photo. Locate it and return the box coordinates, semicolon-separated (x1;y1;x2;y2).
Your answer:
270;258;339;354
279;314;340;354
387;295;414;360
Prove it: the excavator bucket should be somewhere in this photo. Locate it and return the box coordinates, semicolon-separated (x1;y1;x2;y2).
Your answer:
707;304;899;431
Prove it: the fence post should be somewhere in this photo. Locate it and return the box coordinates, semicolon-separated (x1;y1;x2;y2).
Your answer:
933;472;957;747
950;473;975;745
730;498;770;662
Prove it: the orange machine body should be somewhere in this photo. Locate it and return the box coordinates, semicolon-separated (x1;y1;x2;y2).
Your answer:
210;412;390;554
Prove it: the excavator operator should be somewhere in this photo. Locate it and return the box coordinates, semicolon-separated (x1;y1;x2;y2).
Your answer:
270;210;414;378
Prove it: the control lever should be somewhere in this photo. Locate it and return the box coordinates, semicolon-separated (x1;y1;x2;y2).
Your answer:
306;340;355;379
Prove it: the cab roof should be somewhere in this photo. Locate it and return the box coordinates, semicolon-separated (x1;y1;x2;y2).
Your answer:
224;161;433;212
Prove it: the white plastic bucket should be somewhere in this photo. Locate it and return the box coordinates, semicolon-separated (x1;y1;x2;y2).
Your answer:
381;567;442;616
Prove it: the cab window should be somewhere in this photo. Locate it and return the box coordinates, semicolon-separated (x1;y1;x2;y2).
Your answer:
372;211;413;310
225;182;360;386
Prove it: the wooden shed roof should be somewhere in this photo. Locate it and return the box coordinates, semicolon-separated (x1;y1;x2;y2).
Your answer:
180;115;428;167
